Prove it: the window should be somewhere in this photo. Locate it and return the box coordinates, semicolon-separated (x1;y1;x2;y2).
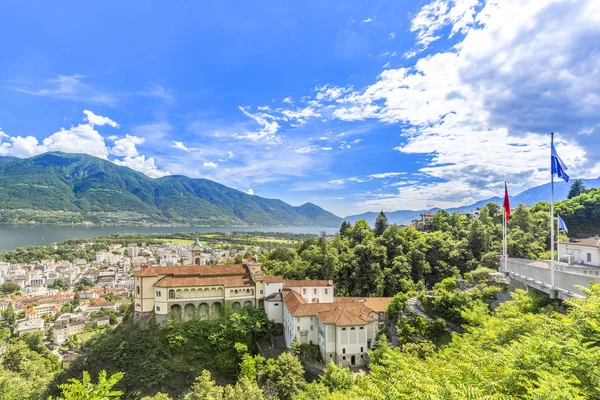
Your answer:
343;356;346;360
341;327;346;331
342;348;346;354
303;288;306;294
297;326;300;332
246;288;250;293
297;317;300;322
274;303;279;306
169;290;175;299
136;286;140;295
156;306;160;311
260;290;263;294
235;289;238;294
310;325;313;331
361;355;363;359
155;290;160;297
361;347;363;352
325;288;328;294
350;327;355;330
330;354;332;358
314;288;317;294
588;253;592;262
359;327;364;330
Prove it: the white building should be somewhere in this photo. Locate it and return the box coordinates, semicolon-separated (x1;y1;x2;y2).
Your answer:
54;316;86;345
133;260;390;367
559;237;600;266
17;319;45;336
283;280;334;303
281;288;380;367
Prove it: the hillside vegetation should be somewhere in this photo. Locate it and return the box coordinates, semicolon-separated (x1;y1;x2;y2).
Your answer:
0;152;341;227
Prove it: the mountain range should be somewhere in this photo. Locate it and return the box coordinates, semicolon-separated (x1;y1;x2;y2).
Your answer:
0;152;341;227
0;152;597;228
344;177;600;226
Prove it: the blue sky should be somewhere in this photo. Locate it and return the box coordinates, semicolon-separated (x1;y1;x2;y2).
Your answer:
1;0;599;217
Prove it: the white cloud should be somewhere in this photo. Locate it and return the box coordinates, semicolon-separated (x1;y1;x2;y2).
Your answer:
113;156;171;178
282;97;293;104
290;0;600;209
111;134;144;157
234;107;281;144
44;124;110;158
172;140;200;153
228;151;234;159
83;110;119;128
0;124;110;159
203;161;217;168
390;32;396;39
328;177;368;185
294;145;332;154
280;107;321;125
409;0;480;52
0;135;44;158
247;188;254;195
369;172;406;179
362;17;373;23
138;83;174;102
339;139;362;150
10;75;115;105
172;141;190;152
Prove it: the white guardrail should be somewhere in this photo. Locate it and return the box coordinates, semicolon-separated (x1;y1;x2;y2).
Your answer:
503;258;600;298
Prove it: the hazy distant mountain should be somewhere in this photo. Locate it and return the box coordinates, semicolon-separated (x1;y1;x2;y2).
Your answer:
0;152;342;227
345;178;600;226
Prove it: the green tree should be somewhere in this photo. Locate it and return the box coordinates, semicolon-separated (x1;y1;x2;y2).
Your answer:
141;393;172;400
374;211;389;237
184;370;223;400
50;370;123;400
567;179;586;199
261;352;306;400
339;221;352;236
0;282;21;295
320;362;356;391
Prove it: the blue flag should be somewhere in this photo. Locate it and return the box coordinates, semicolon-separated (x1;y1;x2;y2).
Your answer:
557;214;568;233
551;141;569;182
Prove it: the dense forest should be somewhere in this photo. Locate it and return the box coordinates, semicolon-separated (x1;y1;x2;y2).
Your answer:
2;187;600;399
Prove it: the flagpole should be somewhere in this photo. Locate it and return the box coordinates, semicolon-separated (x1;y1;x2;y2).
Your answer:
503;211;507;271
557;227;560;263
550;133;555;292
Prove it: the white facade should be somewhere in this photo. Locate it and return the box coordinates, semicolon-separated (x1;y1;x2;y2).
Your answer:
285;283;333;303
17;319;44;336
559;239;600;266
54;319;85;345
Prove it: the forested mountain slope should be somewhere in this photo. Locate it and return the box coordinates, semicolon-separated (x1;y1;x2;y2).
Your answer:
0;152;341;227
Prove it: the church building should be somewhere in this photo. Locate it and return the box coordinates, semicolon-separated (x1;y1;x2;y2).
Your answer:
133;259;390;367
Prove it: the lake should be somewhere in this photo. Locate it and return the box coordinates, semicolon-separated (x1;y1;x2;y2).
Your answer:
0;225;339;252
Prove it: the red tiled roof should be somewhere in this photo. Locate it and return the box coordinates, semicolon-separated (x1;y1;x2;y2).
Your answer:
284;280;333;287
256;275;284;283
334;297;393;313
133;264;247;277
282;290;375;319
317;306;376;326
153;275;253;288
